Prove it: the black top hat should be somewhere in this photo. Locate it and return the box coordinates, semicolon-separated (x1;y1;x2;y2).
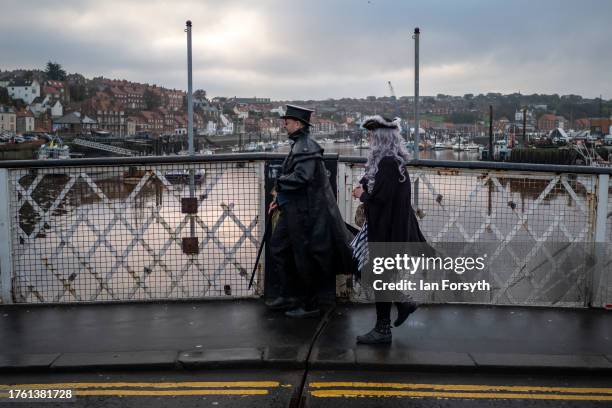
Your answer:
280;104;314;127
361;115;401;131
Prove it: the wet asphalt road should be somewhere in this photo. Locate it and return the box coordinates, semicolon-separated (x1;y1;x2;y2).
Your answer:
303;370;612;408
0;369;302;408
1;369;612;407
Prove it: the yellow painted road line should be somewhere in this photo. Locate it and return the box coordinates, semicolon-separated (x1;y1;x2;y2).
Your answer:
0;381;281;390
311;389;612;401
309;382;612;395
1;389;269;397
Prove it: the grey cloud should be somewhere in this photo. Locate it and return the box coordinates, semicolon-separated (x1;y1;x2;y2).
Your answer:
0;0;610;99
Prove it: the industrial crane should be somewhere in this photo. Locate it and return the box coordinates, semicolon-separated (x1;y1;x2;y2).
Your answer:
387;81;401;119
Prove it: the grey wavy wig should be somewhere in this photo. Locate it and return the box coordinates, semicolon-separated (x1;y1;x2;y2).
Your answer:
364;127;411;192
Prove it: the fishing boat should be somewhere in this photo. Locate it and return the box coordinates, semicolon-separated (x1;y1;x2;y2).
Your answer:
244;142;264;152
38;137;70;160
354;141;370;149
163;169;205;183
433;142;447;150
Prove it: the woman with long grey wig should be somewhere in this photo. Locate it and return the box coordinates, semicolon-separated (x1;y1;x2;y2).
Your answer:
351;115;426;344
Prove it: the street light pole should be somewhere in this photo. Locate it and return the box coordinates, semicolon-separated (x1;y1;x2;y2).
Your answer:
413;27;420;159
186;20;195;239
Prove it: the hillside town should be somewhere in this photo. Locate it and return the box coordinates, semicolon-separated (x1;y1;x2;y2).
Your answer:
0;63;611;162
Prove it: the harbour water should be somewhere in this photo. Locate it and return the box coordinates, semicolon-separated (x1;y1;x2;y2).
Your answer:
220;140;483;161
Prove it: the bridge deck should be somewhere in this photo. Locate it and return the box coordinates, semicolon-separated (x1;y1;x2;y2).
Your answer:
0;300;610;373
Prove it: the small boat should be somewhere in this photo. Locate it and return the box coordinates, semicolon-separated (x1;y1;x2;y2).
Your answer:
244;142;264;152
354;141;370;149
263;142;276;151
465;143;481;151
91;129;112;137
334;138;351;143
38;138;70;160
433;142;447;150
164;169;205;183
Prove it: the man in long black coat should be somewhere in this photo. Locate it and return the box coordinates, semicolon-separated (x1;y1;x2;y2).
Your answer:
267;105;353;318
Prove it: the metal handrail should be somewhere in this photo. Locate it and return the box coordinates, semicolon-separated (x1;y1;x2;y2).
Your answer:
3;154;611;175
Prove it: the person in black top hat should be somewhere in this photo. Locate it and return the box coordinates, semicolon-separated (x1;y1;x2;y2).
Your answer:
266;105;354;318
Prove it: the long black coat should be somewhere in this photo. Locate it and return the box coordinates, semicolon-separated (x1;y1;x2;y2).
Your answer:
275;128;354;276
360;156;426;243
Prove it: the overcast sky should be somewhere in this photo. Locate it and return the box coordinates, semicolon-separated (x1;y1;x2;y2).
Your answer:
1;0;610;100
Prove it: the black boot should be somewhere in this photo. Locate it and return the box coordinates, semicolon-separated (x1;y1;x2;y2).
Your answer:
394;300;418;327
265;296;299;310
285;306;321;318
356;318;392;344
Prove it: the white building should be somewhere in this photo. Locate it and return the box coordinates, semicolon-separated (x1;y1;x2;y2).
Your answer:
28;95;63;118
126;119;136;136
205;120;216;135
7;79;40;104
220;114;234;135
50;100;63;118
0;106;16;133
313;120;337;135
515;109;535;123
233;106;249;119
270;106;286;116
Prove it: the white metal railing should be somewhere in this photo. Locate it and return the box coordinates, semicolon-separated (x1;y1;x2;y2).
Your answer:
1;159;264;303
1;156;610;307
337;161;611;308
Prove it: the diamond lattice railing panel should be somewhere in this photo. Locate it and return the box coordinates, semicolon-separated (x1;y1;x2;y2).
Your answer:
341;163;598;307
9;162;262;303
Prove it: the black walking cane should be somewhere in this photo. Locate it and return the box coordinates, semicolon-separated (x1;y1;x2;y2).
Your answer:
248;210;274;290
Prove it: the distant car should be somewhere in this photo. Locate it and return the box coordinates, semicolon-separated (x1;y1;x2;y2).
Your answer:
604;135;612;146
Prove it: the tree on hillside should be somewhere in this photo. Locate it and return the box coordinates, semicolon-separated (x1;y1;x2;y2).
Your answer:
448;112;478;124
69;83;87;102
143;89;162;110
45;61;67;81
193;89;207;101
0;87;10;105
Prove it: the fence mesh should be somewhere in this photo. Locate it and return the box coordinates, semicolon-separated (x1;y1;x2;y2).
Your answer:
339;161;604;307
9;161;262;303
4;158;611;306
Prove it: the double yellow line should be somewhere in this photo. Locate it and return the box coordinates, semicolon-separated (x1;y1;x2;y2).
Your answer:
309;382;612;401
0;381;285;397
